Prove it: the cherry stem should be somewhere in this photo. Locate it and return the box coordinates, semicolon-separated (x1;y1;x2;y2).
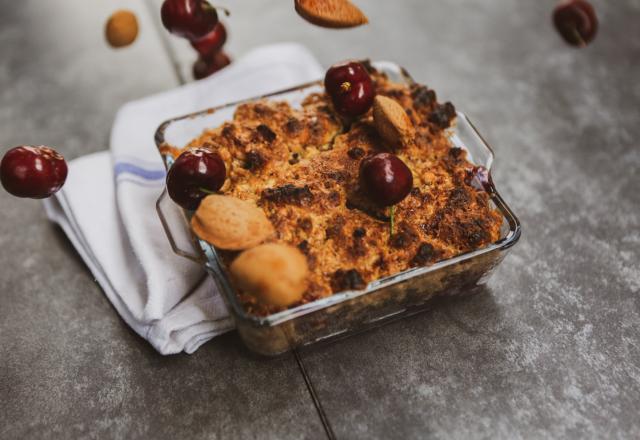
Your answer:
570;25;586;47
389;205;395;236
198;187;216;195
210;4;231;16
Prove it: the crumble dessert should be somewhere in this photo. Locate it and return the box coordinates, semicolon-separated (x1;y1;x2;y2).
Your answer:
180;66;503;316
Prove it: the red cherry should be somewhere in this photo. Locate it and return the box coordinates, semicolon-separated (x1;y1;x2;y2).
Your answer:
553;0;598;47
190;22;227;57
166;148;226;210
192;51;231;80
161;0;218;41
324;61;375;118
0;146;67;199
359;153;413;206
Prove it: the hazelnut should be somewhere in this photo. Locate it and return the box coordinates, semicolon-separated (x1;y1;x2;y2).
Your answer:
105;10;139;48
230;243;309;307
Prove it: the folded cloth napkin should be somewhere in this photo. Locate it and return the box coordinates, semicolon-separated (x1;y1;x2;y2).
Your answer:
43;43;324;354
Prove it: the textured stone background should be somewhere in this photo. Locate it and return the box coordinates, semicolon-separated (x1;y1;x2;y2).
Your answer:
1;0;638;439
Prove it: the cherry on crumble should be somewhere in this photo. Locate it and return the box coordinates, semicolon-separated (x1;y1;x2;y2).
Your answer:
166;148;226;210
324;61;375;118
359;152;413;207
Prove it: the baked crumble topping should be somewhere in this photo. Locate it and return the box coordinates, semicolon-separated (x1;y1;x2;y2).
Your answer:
181;69;503;315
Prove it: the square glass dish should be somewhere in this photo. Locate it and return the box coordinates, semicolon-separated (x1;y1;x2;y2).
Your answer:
155;61;521;356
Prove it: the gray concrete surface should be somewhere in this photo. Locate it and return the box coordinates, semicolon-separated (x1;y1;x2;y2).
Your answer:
1;0;639;439
0;1;323;439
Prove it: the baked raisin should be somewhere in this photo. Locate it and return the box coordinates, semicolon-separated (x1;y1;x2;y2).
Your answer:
298;217;313;233
256;124;276;143
284;118;303;134
348;147;365;160
429;102;456;129
261;184;313;206
448;187;470;210
411;85;436;108
243;150;266;170
331;269;366;292
297;240;310;254
352;227;366;239
448;147;464;159
411;243;438;266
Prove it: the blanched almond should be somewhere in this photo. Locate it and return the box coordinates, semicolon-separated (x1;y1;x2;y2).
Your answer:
230;243;309;307
373;95;415;148
294;0;368;29
191;195;273;250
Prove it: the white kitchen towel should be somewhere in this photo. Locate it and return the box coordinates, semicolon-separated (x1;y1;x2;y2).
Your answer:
43;43;324;354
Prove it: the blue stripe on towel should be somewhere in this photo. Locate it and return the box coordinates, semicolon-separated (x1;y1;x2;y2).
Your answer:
114;162;166;181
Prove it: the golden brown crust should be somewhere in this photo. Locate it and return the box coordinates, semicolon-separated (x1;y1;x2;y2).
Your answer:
230;243;308;307
294;0;368;28
184;70;503;316
191;195;274;250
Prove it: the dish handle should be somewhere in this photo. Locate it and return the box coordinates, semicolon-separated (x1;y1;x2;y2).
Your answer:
155;189;207;264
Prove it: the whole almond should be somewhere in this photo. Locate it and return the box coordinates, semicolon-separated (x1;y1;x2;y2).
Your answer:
191;195;274;250
294;0;368;29
373;95;415;148
230;243;309;307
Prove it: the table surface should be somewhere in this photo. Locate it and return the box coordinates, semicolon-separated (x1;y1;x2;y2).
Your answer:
1;1;639;439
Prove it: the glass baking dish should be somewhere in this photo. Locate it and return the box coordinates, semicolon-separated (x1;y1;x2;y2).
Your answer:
154;61;521;356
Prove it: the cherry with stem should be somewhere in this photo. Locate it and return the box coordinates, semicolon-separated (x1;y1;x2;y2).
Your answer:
552;0;598;47
166;148;226;210
359;152;413;238
324;61;375;118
